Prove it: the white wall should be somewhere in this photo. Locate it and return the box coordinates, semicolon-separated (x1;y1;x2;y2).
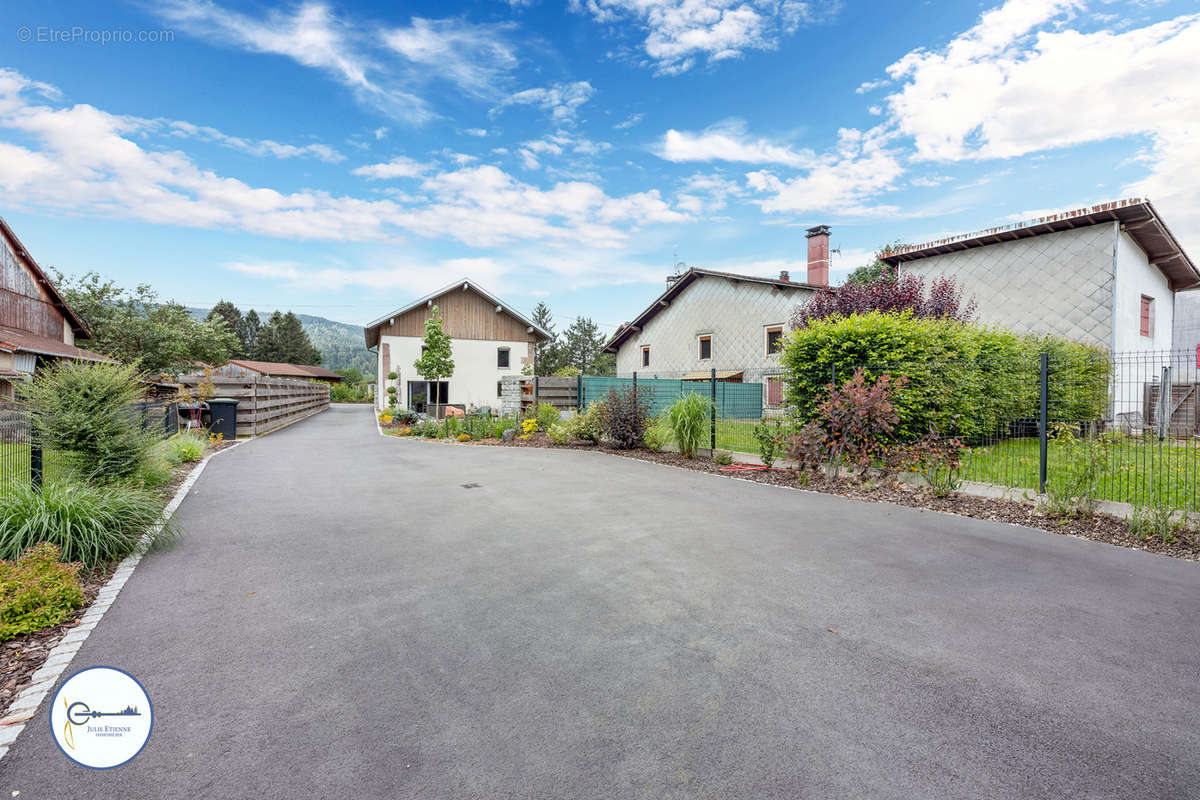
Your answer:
377;335;528;411
1113;228;1174;354
614;276;811;378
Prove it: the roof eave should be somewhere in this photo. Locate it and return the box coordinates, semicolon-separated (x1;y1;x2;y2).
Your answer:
363;278;553;345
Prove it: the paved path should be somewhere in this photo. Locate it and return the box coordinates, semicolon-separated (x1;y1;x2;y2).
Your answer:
3;404;1199;798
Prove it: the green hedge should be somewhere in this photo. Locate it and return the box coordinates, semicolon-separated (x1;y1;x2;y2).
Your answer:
780;312;1111;441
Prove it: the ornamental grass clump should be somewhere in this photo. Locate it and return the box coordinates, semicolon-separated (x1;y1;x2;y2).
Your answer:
664;393;710;458
166;431;206;464
0;480;180;569
0;543;85;641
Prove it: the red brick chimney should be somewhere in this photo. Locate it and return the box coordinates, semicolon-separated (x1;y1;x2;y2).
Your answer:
806;225;830;286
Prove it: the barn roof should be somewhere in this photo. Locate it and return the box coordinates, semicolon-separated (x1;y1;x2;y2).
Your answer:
364;278;552;348
0;216;93;337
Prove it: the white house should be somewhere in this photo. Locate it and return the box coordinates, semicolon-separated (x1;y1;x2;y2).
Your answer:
604;225;830;409
365;279;551;414
879;198;1200;355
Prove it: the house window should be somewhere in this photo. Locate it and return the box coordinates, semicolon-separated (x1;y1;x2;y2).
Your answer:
641;346;650;367
766;325;783;355
766;377;783;407
497;381;503;398
1140;295;1154;337
698;335;712;360
497;347;510;368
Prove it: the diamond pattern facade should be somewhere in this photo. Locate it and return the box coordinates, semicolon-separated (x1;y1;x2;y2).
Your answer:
903;224;1117;348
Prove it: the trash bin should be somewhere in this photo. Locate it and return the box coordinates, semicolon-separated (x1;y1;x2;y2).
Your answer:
207;398;239;440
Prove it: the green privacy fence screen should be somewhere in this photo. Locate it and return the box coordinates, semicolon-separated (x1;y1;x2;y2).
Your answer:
581;377;763;419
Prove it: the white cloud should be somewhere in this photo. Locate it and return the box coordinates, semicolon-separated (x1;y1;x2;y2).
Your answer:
675;172;745;214
880;0;1200;249
351;155;430;179
855;79;888;94
0;69;688;252
162;120;344;162
745;127;903;216
572;0;839;74
495;82;595;123
462;128;489;137
657;119;810;166
156;0;434;122
155;2;522;124
381;17;519;99
373;127;388;140
614;113;644;130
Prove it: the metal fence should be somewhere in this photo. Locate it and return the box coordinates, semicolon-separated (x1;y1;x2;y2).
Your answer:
0;400;180;490
543;348;1199;511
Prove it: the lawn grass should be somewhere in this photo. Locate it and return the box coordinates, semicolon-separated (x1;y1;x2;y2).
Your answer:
696;420;1200;512
0;443;71;485
964;436;1200;511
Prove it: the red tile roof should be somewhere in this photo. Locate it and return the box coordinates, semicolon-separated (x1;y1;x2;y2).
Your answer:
225;359;344;381
0;326;113;363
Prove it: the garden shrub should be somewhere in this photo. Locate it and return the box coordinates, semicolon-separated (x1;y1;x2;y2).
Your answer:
791;273;976;329
568;402;604;443
536;403;561;432
784;421;829;472
601;386;651;449
457;433;472;442
643;419;671;452
664;393;710;458
418;420;440;438
753;420;782;468
17;360;158;482
394;410;420;425
0;480;179;568
519;418;538;439
780;312;1110;441
1129;481;1187;542
713;450;733;466
492;418;517;439
1042;424;1110;517
820;369;906;473
547;423;572;445
895;428;966;497
444;417;459;438
0;543;85;641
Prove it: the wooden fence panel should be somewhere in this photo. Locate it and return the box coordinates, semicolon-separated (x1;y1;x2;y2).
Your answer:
177;375;329;436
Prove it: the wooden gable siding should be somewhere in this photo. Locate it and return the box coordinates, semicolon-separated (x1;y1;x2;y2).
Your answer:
0;234;64;340
378;286;536;342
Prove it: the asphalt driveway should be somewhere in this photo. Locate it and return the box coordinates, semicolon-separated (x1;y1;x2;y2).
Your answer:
2;404;1198;798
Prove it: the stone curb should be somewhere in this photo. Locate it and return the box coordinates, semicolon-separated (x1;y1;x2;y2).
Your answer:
0;441;244;761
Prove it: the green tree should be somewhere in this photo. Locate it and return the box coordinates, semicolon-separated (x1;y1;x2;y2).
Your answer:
413;305;454;410
562;316;607;374
254;311;322;365
54;271;238;375
843;242;903;286
243;310;262;356
530;301;564;375
206;300;247;356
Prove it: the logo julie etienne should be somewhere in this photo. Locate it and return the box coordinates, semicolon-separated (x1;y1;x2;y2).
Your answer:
49;667;153;769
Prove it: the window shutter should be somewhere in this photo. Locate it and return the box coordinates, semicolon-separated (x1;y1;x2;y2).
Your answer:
1140;296;1152;337
767;377;782;407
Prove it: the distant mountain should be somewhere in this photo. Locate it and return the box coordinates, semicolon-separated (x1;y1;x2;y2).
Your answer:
187;307;374;375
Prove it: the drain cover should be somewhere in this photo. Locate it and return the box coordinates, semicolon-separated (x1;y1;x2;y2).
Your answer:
461;482;482;489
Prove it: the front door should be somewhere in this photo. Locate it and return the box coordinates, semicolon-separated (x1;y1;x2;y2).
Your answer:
408;381;449;414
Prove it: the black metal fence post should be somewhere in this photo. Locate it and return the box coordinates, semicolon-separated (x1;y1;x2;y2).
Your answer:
534;375;539;409
1039;352;1049;494
710;367;717;452
632;371;637;396
30;440;42;491
576;374;583;412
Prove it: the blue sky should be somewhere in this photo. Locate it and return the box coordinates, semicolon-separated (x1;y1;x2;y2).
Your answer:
1;0;1197;336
